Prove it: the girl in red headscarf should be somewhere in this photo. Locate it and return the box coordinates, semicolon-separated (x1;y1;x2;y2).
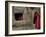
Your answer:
34;11;40;29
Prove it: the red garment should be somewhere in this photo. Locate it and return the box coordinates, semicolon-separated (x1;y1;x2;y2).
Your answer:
34;12;40;29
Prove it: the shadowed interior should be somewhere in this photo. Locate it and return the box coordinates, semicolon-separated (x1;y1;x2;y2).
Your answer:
14;13;23;20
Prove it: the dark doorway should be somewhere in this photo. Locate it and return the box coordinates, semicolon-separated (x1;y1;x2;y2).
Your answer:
14;13;23;21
